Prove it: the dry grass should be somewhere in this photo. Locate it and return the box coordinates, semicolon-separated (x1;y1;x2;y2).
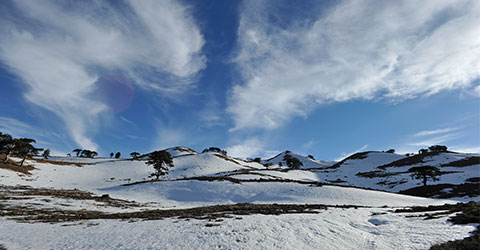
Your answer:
31;158;93;167
326;151;372;169
0;159;35;175
0;185;141;209
399;183;479;199
1;183;370;223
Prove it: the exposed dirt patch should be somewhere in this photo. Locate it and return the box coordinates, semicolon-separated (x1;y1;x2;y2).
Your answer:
0;185;141;208
394;202;480;250
123;175;326;187
440;156;480;168
31;158;93;167
466;177;480;183
399;183;479;199
376;180;408;188
378;152;441;169
326;151;373;169
171;147;197;154
326;178;347;184
0;185;371;224
356;170;407;178
0;160;35;175
1;200;366;224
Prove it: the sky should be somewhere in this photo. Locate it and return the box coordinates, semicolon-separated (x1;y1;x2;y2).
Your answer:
0;0;479;161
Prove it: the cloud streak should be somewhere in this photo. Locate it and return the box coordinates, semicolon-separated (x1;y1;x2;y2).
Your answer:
413;127;460;137
0;0;205;150
228;0;480;131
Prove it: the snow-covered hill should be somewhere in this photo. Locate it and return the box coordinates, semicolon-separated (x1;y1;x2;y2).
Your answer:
0;148;478;249
262;150;334;169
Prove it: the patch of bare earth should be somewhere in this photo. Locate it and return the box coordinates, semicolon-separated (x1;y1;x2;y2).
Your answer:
0;159;35;175
0;185;368;224
31;158;93;167
394;202;480;249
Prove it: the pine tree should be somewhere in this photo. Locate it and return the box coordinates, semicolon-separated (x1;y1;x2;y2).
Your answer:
146;150;174;180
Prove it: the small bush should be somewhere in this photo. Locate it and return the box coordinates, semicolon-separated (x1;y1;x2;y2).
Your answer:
202;147;227;155
283;154;303;169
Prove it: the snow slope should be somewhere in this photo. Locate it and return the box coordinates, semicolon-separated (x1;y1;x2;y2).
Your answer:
0;208;475;250
1;149;478;249
103;180;454;209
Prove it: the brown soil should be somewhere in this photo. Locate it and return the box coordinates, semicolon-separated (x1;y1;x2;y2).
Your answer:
441;156;480;168
31;158;93;167
394;202;480;250
326;151;373;169
0;160;35;175
123;175;327;186
0;185;367;224
378;152;441;169
0;202;348;223
399;183;479;199
0;185;141;209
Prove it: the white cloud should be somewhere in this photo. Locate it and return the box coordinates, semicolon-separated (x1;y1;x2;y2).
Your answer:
0;0;205;150
413;127;460;137
228;0;480;130
225;137;278;159
408;133;462;147
474;85;480;96
409;126;464;147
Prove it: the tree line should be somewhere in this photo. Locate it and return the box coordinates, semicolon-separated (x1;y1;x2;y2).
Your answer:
0;132;48;167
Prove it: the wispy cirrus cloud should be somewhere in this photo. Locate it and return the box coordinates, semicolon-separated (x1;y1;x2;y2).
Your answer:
408;133;462;147
413;127;461;138
228;0;480;131
0;0;205;150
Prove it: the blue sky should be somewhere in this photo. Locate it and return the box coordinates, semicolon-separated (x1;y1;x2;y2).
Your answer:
0;0;478;160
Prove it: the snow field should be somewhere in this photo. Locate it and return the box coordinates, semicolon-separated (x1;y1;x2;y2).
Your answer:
0;208;475;250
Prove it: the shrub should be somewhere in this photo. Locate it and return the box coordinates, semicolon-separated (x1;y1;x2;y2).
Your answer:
418;149;428;154
130;152;140;159
429;145;448;153
283;154;303;169
202;147;227;155
80;150;98;158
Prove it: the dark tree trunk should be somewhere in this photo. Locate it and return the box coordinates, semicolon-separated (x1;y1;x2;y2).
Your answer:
20;155;27;167
3;153;9;163
423;175;427;186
